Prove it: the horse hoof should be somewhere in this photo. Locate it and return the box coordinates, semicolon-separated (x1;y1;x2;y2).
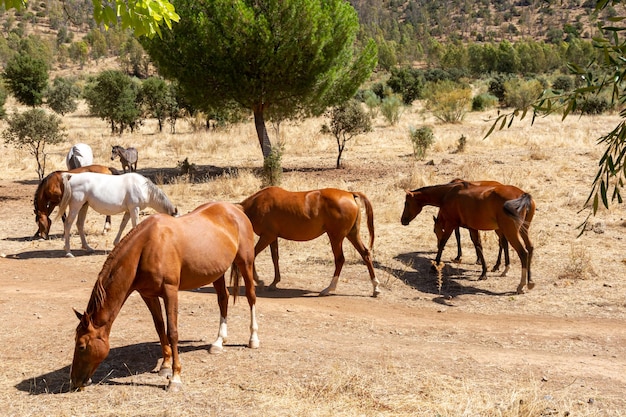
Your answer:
319;289;331;296
372;289;381;298
527;282;536;290
159;367;173;378
248;339;260;349
268;285;278;292
167;381;182;392
209;344;224;355
478;275;488;281
516;286;525;294
65;252;74;258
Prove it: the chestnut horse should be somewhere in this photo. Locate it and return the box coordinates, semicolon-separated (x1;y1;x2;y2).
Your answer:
435;179;511;275
239;186;381;297
33;165;115;240
401;181;535;294
71;202;259;392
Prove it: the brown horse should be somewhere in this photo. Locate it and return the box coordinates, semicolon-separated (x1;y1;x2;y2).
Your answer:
401;181;535;294
33;165;115;240
239;186;381;297
435;179;511;275
70;202;259;392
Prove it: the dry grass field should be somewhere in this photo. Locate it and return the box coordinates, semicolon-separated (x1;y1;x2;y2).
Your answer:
0;101;625;416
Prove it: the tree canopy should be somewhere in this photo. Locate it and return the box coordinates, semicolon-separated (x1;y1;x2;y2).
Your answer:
141;0;377;160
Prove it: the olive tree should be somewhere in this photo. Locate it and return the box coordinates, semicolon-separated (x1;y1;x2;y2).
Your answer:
321;100;372;168
2;108;66;179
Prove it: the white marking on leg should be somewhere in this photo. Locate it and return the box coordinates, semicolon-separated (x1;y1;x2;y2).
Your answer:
210;316;227;354
249;305;259;349
500;265;510;277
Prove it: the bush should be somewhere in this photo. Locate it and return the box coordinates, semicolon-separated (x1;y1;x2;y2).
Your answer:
409;126;435;160
503;78;543;108
424;80;472;123
552;75;574;92
46;77;80;115
578;96;611;115
380;94;403;125
262;144;284;186
472;93;498;111
362;90;380;118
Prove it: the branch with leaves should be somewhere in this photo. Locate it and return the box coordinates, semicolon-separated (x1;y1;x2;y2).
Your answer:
486;1;626;231
1;0;179;37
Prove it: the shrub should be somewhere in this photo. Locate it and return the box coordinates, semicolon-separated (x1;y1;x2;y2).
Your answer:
424;80;472;123
472;93;498;111
380;94;403;125
322;100;372;168
577;95;611;115
46;76;80;115
503;78;543;108
363;90;380;118
552;75;574;92
262;144;284;186
409;126;435;160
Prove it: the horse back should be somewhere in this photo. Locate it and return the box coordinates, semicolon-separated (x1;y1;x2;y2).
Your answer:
129;202;254;292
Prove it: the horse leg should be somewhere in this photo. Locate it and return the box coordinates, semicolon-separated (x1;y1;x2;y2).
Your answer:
209;276;229;354
503;229;529;294
492;230;510;276
454;227;462;262
346;231;381;297
237;258;259;349
520;227;534;289
319;235;345;296
103;215;112;234
141;295;173;378
162;286;182;392
434;228;454;266
63;207;80;257
468;229;488;280
252;234;276;290
76;203;95;252
113;212;131;245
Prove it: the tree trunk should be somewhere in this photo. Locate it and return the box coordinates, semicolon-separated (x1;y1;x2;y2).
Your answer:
253;104;273;159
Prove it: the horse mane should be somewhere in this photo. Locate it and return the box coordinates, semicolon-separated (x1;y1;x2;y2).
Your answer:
146;179;176;215
86;223;144;315
33;175;47;212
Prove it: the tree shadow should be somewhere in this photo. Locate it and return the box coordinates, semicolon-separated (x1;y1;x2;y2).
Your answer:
14;340;237;394
135;164;241;185
390;251;513;299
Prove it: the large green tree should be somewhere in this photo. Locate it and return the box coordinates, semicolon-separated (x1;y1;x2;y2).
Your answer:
141;0;377;160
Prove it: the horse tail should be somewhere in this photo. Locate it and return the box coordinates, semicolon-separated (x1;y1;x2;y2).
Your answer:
503;193;534;230
353;192;375;250
230;262;241;304
55;173;72;222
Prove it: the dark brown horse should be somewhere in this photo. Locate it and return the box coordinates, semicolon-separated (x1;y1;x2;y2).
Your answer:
33;165;115;240
70;202;259;392
401;181;535;294
239;186;381;297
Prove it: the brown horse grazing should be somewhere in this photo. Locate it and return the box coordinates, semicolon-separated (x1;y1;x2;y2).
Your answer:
401;181;535;294
239;186;381;297
33;165;115;240
70;202;259;392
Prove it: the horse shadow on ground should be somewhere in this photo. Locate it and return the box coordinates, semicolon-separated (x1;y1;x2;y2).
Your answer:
188;284;317;299
2;249;109;259
387;251;515;302
15;340;231;394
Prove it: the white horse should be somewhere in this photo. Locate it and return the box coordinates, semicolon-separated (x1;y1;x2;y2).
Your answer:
65;143;94;170
55;172;178;257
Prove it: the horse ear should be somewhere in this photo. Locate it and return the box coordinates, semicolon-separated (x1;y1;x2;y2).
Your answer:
433;215;437;222
73;308;83;321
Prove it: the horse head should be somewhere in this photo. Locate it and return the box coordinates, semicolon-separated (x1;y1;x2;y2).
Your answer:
110;146;120;161
401;190;423;225
71;309;110;391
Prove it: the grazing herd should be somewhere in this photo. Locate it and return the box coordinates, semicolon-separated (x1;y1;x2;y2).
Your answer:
32;144;535;391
